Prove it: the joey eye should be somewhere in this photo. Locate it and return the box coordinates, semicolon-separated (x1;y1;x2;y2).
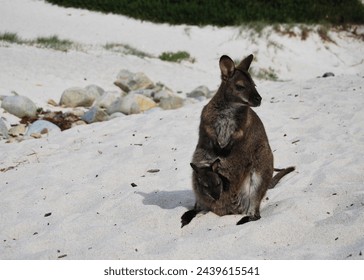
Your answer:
235;84;245;91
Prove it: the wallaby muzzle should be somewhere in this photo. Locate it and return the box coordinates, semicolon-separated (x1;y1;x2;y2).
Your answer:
249;90;262;107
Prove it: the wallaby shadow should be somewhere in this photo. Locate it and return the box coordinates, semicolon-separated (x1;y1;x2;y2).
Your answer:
136;190;194;210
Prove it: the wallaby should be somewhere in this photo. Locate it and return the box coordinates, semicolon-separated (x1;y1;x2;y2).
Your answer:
181;158;230;228
190;158;230;201
182;54;294;227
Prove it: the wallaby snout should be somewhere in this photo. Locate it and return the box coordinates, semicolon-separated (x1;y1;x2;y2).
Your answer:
250;89;262;107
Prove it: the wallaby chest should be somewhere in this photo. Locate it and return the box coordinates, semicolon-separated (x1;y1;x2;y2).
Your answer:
201;103;247;154
214;108;239;145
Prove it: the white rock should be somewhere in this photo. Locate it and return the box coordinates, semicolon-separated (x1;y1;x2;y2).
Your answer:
85;84;105;100
156;89;184;110
1;95;38;118
187;85;211;99
115;70;154;92
82;107;108;124
94;91;122;109
60;87;94;108
107;94;157;115
130;89;156;99
8;124;26;137
107;112;126;120
26;120;61;136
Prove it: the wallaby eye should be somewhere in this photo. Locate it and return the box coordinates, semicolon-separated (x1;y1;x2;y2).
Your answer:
235;84;245;91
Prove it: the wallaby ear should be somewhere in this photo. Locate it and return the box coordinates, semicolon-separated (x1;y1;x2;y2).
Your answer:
211;158;221;172
236;54;254;71
219;55;235;80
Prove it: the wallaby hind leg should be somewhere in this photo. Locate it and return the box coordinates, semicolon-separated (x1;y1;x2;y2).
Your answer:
236;171;267;225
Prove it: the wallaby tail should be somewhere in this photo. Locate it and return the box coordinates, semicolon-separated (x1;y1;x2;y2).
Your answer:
269;166;295;189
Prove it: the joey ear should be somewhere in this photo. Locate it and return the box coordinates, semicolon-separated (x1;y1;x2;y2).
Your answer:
219;55;235;80
236;54;254;71
190;162;198;172
211;158;221;172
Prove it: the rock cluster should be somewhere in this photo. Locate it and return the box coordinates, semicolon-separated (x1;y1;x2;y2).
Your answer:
0;69;214;143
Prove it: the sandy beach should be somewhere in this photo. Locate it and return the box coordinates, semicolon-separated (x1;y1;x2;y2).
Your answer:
1;0;364;260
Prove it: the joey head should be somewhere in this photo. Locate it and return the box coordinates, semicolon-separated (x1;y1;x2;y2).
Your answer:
181;158;229;227
190;158;230;201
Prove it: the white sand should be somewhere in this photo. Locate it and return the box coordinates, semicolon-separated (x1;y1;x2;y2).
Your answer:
0;0;364;260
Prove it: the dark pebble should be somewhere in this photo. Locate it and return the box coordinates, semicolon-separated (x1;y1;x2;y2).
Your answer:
147;169;160;173
322;72;335;78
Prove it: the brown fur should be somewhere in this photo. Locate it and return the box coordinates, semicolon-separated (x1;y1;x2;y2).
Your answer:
182;54;294;227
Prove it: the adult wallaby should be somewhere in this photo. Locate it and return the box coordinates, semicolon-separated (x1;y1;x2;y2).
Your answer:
182;54;294;227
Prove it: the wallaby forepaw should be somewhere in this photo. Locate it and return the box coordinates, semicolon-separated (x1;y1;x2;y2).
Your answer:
181;210;198;228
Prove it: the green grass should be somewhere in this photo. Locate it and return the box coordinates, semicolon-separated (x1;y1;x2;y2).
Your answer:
104;43;153;58
251;67;279;81
0;32;194;63
159;51;195;63
34;35;74;51
0;32;22;43
0;33;75;52
45;0;364;26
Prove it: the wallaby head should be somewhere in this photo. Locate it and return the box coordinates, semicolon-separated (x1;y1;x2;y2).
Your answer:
219;54;261;107
190;158;229;201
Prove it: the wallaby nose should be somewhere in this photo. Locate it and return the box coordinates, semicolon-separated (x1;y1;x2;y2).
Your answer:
251;94;262;106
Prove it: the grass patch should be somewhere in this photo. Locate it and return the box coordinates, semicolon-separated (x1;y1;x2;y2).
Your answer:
0;33;76;52
159;51;195;63
251;67;279;81
104;43;153;58
0;32;22;43
34;35;74;52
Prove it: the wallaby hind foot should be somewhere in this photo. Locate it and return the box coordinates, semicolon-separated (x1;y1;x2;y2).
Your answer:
236;214;261;225
181;209;200;228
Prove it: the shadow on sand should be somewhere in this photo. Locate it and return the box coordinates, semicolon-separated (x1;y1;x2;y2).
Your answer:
136;190;194;210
